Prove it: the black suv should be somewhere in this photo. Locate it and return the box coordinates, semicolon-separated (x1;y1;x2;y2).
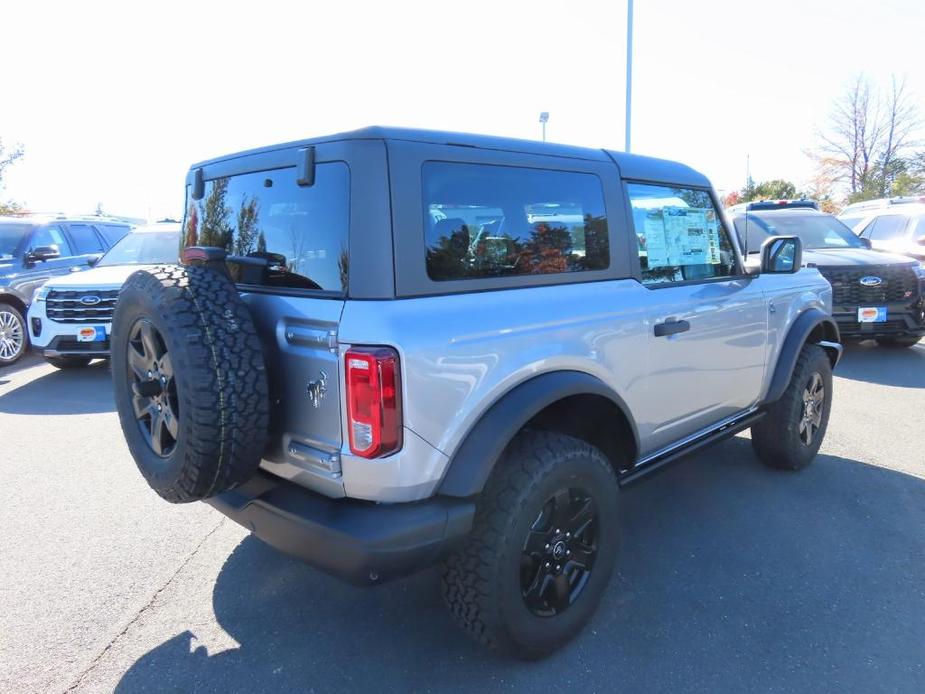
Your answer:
729;201;925;348
0;215;133;365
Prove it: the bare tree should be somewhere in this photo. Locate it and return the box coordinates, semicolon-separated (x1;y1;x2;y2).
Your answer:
0;138;25;214
876;76;920;196
812;74;921;203
817;74;882;196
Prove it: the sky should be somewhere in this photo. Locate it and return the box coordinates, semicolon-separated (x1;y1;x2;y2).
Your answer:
2;0;924;220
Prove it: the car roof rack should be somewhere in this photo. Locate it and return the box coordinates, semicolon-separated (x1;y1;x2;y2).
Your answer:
839;195;925;215
727;199;819;213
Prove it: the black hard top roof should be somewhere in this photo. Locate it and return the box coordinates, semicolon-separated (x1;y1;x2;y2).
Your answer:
190;126;712;188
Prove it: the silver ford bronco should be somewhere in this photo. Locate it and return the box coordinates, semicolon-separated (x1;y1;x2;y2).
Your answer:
111;127;841;658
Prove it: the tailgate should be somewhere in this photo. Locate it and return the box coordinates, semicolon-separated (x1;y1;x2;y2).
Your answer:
243;293;346;497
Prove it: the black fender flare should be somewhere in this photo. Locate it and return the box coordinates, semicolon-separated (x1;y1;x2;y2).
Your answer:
763;308;841;405
437;371;639;498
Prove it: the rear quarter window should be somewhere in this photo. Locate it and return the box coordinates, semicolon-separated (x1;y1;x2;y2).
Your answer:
182;163;350;294
422;162;610;281
99;224;131;246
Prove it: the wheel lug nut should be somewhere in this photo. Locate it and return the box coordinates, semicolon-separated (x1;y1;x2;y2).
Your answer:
545;543;550;550
566;549;571;555
545;562;550;568
147;371;152;378
566;532;571;539
157;404;162;411
555;528;561;534
555;565;560;571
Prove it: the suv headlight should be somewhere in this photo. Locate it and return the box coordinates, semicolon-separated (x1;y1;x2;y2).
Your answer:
34;285;51;302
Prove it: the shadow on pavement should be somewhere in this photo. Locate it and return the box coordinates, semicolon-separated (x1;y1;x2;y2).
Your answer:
836;341;925;388
0;353;43;384
116;438;925;693
0;359;114;414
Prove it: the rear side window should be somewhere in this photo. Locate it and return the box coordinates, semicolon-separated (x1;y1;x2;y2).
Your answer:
98;224;130;246
423;162;610;281
67;224;105;254
182;163;350;293
865;215;908;241
627;183;736;285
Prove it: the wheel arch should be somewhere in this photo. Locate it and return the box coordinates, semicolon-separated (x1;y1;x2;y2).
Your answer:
763;308;841;405
0;291;27;316
437;371;640;498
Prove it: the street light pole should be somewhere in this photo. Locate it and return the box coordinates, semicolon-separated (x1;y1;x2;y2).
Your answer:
625;0;634;153
539;111;549;142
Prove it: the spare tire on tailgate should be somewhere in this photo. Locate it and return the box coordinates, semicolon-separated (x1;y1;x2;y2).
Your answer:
111;264;269;503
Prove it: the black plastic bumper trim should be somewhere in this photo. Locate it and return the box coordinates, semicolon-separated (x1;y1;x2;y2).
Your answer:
206;471;476;585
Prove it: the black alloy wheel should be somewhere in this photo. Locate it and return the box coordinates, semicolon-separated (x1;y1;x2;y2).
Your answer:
126;319;179;457
521;487;598;617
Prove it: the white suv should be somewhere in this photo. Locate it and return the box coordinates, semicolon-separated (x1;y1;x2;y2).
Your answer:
28;223;180;368
838;196;925;262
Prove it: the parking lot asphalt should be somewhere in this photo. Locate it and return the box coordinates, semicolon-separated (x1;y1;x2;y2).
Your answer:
1;344;923;694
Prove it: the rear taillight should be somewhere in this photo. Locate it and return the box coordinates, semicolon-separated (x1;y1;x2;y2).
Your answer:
345;347;402;458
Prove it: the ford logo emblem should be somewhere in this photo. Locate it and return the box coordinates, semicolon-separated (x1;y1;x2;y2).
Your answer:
859;276;882;287
80;295;102;306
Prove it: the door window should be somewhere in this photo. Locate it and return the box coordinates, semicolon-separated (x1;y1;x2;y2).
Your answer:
30;225;73;256
67;224;105;254
865;215;908;242
627;183;737;285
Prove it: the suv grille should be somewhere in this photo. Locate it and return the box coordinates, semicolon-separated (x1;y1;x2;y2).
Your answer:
46;289;120;324
817;265;919;306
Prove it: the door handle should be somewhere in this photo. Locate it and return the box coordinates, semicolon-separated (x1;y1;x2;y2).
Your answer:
654;318;691;337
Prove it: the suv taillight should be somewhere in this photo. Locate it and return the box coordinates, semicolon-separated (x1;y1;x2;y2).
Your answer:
345;347;402;458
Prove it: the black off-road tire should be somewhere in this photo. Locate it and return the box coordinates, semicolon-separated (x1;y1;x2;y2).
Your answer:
751;343;832;471
46;356;93;369
441;431;620;659
876;335;921;349
111;265;269;503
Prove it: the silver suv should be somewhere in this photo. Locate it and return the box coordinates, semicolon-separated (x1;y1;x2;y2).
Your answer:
111;127;842;658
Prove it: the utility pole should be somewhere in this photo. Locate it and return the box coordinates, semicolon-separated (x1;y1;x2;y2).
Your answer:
625;0;634;152
539;112;549;142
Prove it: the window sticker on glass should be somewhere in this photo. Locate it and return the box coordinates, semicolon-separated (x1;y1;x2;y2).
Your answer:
643;207;722;268
627;183;736;285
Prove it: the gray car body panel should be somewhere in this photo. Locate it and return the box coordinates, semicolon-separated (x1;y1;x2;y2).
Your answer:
183;128;835;503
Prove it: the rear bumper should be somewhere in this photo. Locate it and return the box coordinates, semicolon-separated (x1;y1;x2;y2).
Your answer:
206;471;475;585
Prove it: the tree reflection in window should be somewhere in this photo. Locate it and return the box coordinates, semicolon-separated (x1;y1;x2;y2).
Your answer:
182;164;350;293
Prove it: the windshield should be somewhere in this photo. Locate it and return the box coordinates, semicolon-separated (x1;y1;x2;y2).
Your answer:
98;231;180;267
735;214;865;253
0;224;31;259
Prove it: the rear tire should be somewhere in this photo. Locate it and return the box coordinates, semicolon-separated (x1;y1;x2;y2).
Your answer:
751;343;832;471
46;356;93;369
111;265;269;503
876;336;921;348
0;304;28;366
441;431;620;659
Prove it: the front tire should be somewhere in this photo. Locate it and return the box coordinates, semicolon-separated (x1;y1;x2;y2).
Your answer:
441;431;620;659
751;343;832;470
0;304;28;366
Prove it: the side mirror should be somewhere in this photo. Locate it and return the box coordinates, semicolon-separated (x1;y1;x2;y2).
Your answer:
87;254;102;267
859;237;872;249
27;245;60;262
760;235;802;274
